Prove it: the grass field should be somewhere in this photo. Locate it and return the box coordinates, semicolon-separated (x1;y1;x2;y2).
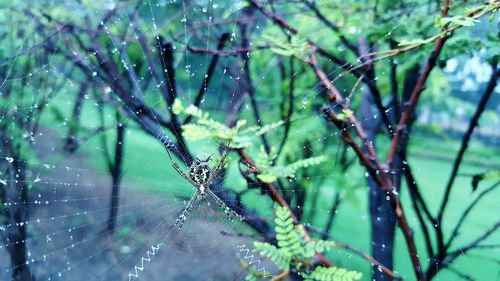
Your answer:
76;129;499;280
40;96;500;280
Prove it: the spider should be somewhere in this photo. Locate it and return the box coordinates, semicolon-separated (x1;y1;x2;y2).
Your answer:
169;145;244;229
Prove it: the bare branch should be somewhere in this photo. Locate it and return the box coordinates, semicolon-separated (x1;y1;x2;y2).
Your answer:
438;62;498;224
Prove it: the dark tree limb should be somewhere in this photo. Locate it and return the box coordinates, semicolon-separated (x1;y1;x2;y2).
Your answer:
359;85;397;281
357;37;394;137
107;111;126;234
186;44;269;56
64;82;88;152
247;0;363;74
276;56;296;158
403;163;435;258
131;21;191;163
184;32;230;125
389;39;401;119
322;104;423;281
302;0;359;55
156;35;178;105
309;51;383;166
239;7;272;154
446;181;500;249
386;0;451;163
321;192;341;240
306;226;402;281
1;139;36;281
448;267;476;281
437;62;498;225
427;220;500;279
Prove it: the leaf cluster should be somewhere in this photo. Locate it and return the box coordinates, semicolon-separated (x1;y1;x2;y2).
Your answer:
172;98;283;148
255;147;327;183
246;206;361;281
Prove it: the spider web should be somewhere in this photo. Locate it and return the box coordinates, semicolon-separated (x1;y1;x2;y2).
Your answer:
0;0;499;281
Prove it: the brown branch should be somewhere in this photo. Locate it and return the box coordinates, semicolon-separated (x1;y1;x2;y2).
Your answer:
237;149;333;267
321;106;422;281
248;0;298;33
386;31;449;164
337;241;403;281
237;149;296;217
309;51;382;166
247;0;360;73
271;271;289;281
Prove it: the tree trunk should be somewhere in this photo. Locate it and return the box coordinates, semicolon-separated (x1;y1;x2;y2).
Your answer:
4;153;35;281
107;119;126;234
360;88;398;281
64;82;88;152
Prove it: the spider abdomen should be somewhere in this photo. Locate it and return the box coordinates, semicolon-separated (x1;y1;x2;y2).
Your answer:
188;162;212;187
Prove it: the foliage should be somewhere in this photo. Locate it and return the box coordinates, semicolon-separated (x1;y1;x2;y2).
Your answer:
336;109;353;121
245;206;361;281
471;170;500;191
173;98;283;148
255;147;327;183
265;33;311;60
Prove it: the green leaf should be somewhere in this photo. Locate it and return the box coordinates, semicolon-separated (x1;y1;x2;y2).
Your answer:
257;173;278;183
172;99;184;115
471;170;500;191
337;109;353;121
306;266;362;281
442;16;478;27
257;156;327;183
172;98;283;148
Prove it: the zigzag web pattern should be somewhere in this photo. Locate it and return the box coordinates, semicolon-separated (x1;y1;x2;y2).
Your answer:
128;243;163;281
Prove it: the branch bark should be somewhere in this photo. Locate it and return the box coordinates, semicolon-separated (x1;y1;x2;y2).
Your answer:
237;149;334;267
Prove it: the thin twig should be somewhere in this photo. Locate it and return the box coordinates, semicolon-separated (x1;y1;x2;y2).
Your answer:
237;149;334;267
184;33;230;124
437;63;498;225
271;271;289;281
446;181;500;249
306;226;403;280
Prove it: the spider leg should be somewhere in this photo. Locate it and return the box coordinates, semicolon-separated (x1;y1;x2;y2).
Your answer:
206;188;244;222
172;191;200;230
172;161;199;191
205;147;229;187
213;148;229;176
